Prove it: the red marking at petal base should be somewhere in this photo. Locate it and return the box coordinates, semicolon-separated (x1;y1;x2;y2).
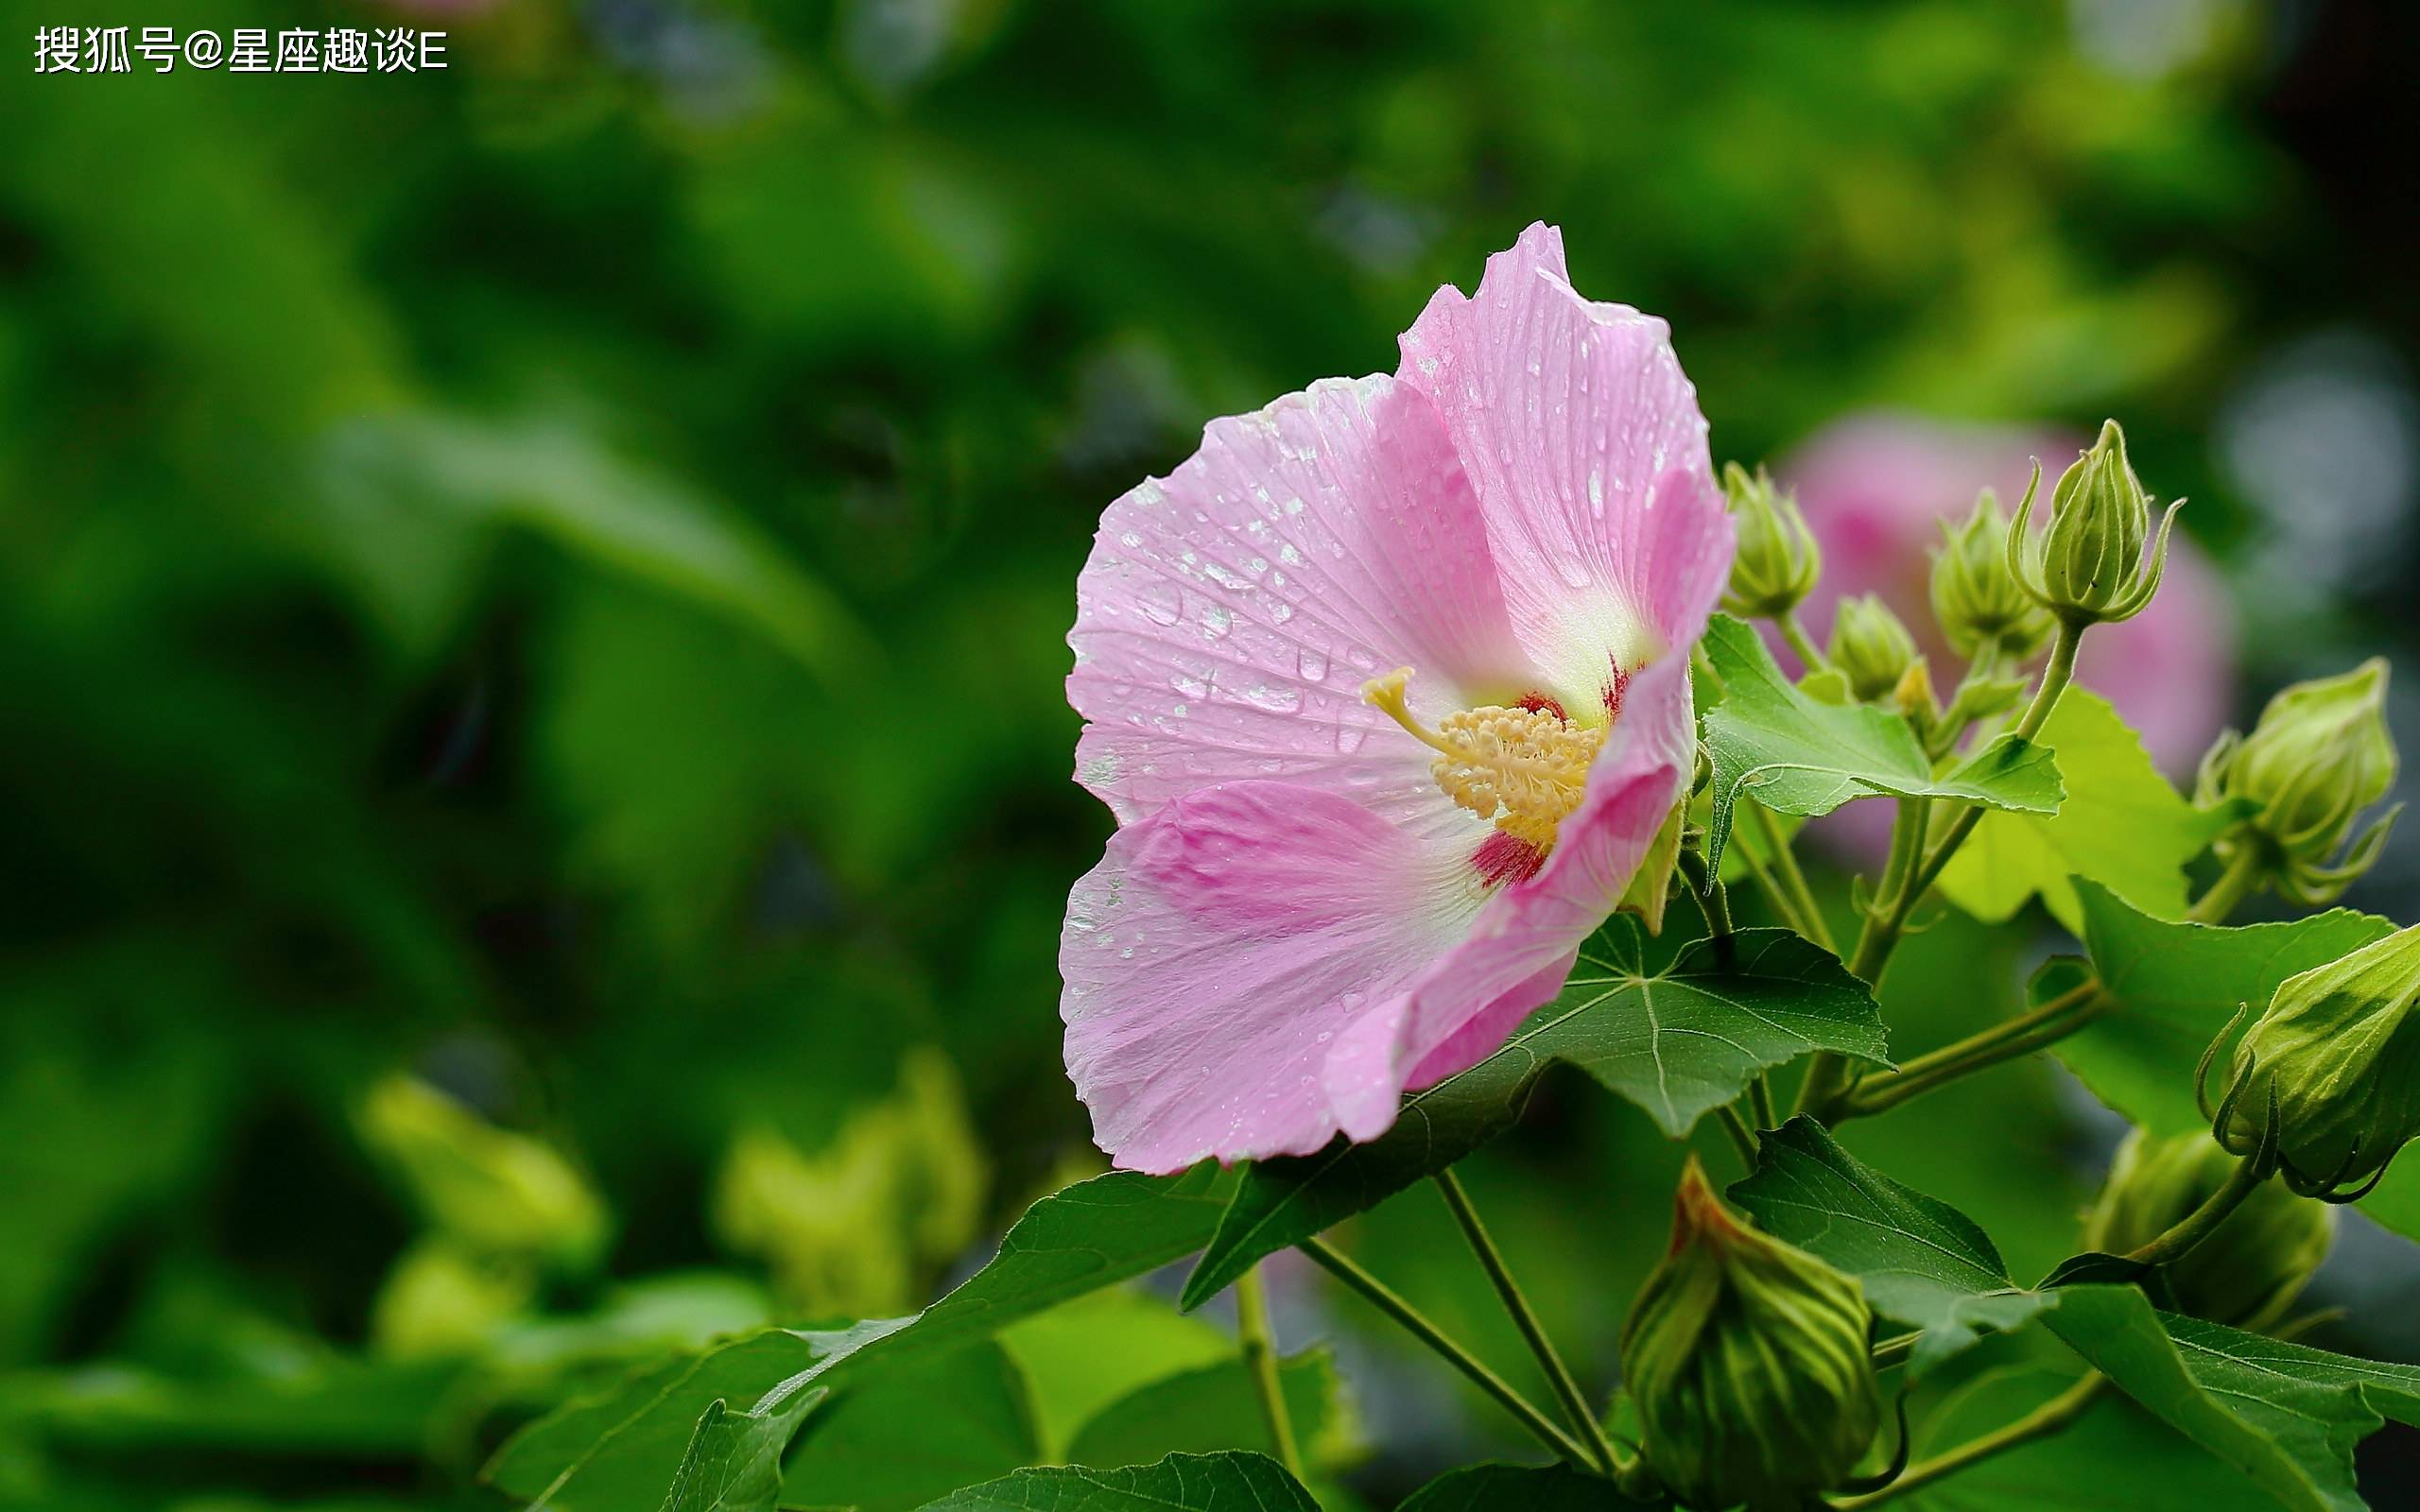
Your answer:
1602;664;1632;723
1516;692;1569;722
1472;830;1547;887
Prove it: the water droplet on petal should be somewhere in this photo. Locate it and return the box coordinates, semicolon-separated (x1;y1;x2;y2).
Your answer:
1138;581;1183;625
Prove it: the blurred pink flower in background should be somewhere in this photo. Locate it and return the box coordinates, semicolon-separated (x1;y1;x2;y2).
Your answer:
1779;412;2237;777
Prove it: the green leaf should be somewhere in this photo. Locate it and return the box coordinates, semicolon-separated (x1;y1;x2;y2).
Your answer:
659;1381;825;1512
1895;1365;2265;1512
1063;1349;1353;1472
2059;882;2420;1243
1392;1462;1621;1510
2059;880;2396;1139
912;1451;1318;1512
786;1343;1041;1512
486;1166;1233;1512
1179;919;1886;1308
998;1290;1236;1461
2161;1313;2420;1426
2043;1287;2394;1512
1698;614;2062;873
320;410;876;686
1937;690;2248;931
1728;1117;2049;1375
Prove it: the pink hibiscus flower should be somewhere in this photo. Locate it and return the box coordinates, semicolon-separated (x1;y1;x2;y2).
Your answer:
1059;225;1736;1173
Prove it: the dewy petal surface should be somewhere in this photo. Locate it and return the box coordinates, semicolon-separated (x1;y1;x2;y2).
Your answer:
1399;222;1731;690
1061;781;1485;1172
1061;225;1736;1167
1070;373;1531;831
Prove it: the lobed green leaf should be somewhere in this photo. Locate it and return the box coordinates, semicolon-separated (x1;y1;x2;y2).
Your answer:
1938;689;2248;931
1697;613;2062;874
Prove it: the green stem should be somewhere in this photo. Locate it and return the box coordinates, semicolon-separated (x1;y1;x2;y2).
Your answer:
1894;620;2081;915
1781;612;1830;675
1836;982;2108;1120
1432;1171;1620;1473
1234;1264;1304;1481
1749;1073;1778;1131
1297;1237;1594;1468
1677;849;1734;968
2186;845;2264;925
1754;800;1835;953
1808;621;2088;1119
2124;1149;2272;1268
1732;823;1807;936
1717;1104;1761;1171
1869;1332;1921;1372
1835;1375;2104;1509
1798;796;1929;1117
1925;641;2003;761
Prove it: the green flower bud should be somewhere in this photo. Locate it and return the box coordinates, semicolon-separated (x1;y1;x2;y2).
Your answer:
1720;462;1822;619
1828;593;1920;704
2220;923;2420;1198
2083;1129;2333;1328
1929;489;2050;659
1621;1159;1883;1511
2006;420;2182;627
2197;660;2400;905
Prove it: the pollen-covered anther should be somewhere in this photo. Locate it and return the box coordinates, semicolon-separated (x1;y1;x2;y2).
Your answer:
1363;667;1606;850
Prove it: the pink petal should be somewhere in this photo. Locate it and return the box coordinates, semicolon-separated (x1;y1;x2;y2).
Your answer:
1070;374;1533;828
1060;781;1488;1173
1398;223;1733;696
1324;656;1698;1137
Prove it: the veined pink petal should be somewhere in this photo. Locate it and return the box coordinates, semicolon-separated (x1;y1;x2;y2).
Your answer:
1325;656;1698;1135
1061;781;1489;1172
1070;374;1533;830
1062;227;1737;1168
1399;223;1733;700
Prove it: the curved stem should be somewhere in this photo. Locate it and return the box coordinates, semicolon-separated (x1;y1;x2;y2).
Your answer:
1733;828;1806;936
1869;1332;1921;1372
1717;1104;1761;1171
1925;641;2003;761
1836;982;2108;1120
1895;621;2081;916
1798;797;1928;1117
1297;1237;1594;1468
1807;623;2087;1122
1834;1375;2103;1509
2124;1149;2271;1268
1754;801;1835;953
1781;612;1830;676
1677;850;1734;968
1234;1264;1304;1480
2187;845;2264;925
1432;1171;1620;1473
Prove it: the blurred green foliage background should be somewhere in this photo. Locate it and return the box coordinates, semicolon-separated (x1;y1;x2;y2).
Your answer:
7;0;2418;1507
